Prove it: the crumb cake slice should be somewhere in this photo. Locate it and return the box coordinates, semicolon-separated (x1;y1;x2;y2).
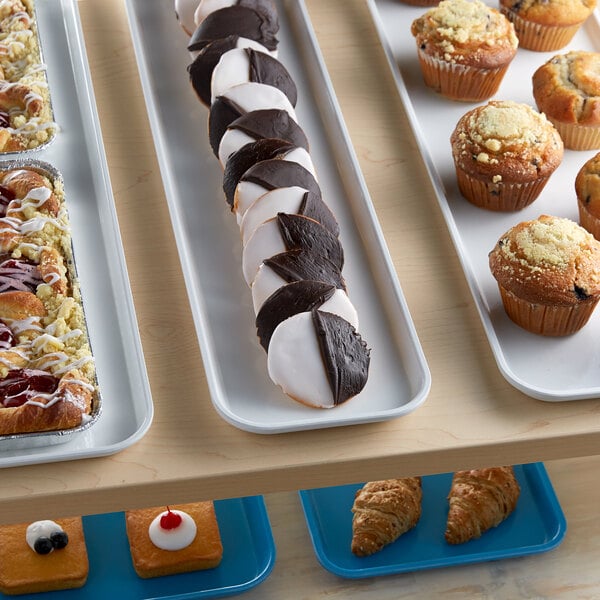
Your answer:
0;163;98;436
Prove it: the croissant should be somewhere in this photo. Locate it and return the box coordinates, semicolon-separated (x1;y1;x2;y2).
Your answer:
445;466;520;545
351;477;422;557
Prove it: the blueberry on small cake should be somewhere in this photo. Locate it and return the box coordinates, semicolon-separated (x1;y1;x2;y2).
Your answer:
0;518;88;595
125;502;223;579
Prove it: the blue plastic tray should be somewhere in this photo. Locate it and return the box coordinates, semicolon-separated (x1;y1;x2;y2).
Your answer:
4;496;275;600
299;463;566;578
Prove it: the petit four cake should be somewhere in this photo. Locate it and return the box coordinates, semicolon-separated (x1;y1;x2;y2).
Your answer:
450;100;563;211
0;166;98;436
126;502;223;579
489;214;600;336
532;51;600;151
0;517;88;595
410;0;518;102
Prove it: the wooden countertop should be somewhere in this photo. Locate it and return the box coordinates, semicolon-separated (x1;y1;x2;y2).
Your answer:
1;0;599;524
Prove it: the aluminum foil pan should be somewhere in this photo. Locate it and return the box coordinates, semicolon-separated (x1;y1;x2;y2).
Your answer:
0;158;101;450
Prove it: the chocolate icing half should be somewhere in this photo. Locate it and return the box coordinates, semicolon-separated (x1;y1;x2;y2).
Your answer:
296;190;339;238
256;280;335;350
241;160;320;197
245;49;297;106
188;36;246;106
226;109;308;153
222;138;295;206
264;249;346;291
276;213;344;270
188;5;279;53
209;95;244;157
312;310;370;406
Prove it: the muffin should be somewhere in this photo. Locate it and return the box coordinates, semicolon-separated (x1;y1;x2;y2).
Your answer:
450;100;564;211
532;51;600;151
576;152;600;238
489;214;600;336
499;0;597;52
399;0;441;6
410;0;518;102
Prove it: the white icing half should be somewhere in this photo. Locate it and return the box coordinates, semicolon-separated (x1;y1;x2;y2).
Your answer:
194;0;235;25
280;148;316;178
219;128;254;167
251;262;287;313
219;82;296;126
212;47;266;104
267;311;334;408
148;510;197;551
26;520;62;552
242;217;285;285
240;186;307;245
319;290;359;329
174;0;199;35
189;35;273;62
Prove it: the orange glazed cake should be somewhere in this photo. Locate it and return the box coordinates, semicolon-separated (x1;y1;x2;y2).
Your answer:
489;214;600;336
0;517;88;595
576;152;600;238
499;0;597;52
532;51;600;151
410;0;518;102
450;100;563;211
125;502;223;579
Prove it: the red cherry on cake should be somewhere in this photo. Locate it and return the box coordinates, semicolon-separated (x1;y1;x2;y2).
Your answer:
0;369;59;408
0;321;15;351
0;183;14;217
160;507;182;530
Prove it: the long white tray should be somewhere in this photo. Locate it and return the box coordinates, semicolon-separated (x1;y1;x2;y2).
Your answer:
369;0;600;401
0;0;154;467
125;0;431;433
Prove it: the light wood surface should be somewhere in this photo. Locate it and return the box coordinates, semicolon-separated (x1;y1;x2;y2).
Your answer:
1;0;600;526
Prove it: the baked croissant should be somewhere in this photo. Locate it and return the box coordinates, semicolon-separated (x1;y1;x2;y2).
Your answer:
351;477;422;557
445;466;520;545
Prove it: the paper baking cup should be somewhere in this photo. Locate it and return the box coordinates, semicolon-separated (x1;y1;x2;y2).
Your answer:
416;48;508;102
502;11;581;52
578;197;600;240
498;285;599;336
549;120;600;151
454;166;550;212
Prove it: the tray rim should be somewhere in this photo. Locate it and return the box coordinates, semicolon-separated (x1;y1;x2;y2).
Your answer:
123;0;431;434
366;0;600;402
299;462;567;579
0;0;154;467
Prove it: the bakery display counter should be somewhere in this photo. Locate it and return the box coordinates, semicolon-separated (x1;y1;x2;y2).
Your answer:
0;0;599;525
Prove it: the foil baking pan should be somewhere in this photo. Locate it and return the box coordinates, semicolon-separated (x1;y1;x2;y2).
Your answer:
0;158;101;450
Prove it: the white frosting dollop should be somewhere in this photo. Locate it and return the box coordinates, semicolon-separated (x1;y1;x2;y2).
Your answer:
26;520;62;552
148;510;197;551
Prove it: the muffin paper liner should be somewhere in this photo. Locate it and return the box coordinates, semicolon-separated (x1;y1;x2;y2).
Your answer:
578;198;600;240
416;48;508;102
549;120;600;151
503;11;581;52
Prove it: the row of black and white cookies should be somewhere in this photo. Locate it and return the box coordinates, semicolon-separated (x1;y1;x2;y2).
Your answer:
174;0;371;409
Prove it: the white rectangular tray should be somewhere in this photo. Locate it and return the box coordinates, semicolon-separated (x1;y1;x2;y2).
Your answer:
0;0;153;467
369;0;600;401
125;0;431;433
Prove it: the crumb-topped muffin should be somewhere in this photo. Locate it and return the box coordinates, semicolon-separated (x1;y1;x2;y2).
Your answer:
499;0;597;52
576;152;600;238
450;100;563;211
532;51;600;151
489;214;600;335
410;0;518;102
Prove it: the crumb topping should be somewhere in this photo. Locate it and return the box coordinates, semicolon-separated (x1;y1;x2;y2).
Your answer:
411;0;518;64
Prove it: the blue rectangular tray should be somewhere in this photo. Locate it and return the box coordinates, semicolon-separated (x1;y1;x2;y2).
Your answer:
299;463;566;578
3;496;275;600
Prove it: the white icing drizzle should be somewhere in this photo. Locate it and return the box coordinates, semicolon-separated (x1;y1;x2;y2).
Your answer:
148;510;197;551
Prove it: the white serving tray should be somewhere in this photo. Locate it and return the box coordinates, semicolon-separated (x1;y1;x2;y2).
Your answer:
0;0;154;467
125;0;431;433
369;0;600;401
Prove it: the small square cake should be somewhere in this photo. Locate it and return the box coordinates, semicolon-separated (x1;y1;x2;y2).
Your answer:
0;517;88;595
125;502;223;579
